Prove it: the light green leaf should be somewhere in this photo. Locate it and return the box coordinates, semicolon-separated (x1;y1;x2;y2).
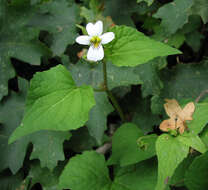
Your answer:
86;92;114;144
108;123;156;166
200;126;208;148
188;102;208;135
190;0;208;23
154;0;194;34
105;25;181;67
177;134;207;153
185;151;208;190
9;65;95;143
59;151;112;190
156;134;189;190
30;0;79;55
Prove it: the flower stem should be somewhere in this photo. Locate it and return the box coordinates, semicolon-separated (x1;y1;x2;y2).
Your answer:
102;60;125;122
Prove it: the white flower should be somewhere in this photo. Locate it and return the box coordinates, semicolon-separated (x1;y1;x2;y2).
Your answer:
75;20;115;62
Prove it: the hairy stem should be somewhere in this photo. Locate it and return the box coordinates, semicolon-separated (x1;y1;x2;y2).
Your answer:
102;60;125;122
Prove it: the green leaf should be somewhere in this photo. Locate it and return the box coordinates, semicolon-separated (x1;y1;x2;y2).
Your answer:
170;156;195;187
105;25;181;67
0;1;50;66
134;57;166;97
9;65;95;143
111;158;158;190
188;102;208;135
190;0;208;23
185;31;204;52
69;59;143;90
137;0;154;6
103;0;140;26
0;172;23;190
132;97;160;133
28;161;62;190
0;78;71;172
177;134;207;153
30;0;79;55
59;151;112;190
156;134;189;190
200;126;208;148
160;62;208;100
0;78;30;173
154;0;194;34
108;123;156;166
66;127;97;152
86;92;114;144
0;59;15;101
30;131;71;171
185;151;208;190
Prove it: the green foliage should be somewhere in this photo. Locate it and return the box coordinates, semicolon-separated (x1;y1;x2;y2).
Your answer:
154;0;194;34
9;65;95;143
105;25;181;67
27;161;61;190
30;0;79;55
59;151;112;190
190;0;208;23
185;151;208;190
1;0;208;189
156;134;189;190
108;123;156;166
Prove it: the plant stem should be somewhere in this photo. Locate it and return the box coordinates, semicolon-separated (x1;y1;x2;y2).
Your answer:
102;60;125;122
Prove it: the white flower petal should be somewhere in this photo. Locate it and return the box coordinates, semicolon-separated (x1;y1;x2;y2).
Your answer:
86;22;95;36
86;20;103;36
87;45;104;62
75;35;90;45
100;32;115;44
94;20;103;36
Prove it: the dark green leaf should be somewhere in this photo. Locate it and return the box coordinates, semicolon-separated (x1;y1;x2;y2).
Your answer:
0;59;15;101
154;0;194;34
111;158;158;190
29;131;71;171
28;161;62;190
86;92;114;144
190;0;208;23
185;151;208;190
69;59;143;90
30;0;79;55
0;1;50;65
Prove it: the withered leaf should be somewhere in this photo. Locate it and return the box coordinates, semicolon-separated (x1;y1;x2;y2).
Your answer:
160;99;195;134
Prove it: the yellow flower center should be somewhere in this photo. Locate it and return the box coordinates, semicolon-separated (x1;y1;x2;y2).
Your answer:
90;36;101;48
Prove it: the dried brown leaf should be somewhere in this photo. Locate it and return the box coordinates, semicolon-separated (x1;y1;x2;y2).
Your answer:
159;99;195;134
